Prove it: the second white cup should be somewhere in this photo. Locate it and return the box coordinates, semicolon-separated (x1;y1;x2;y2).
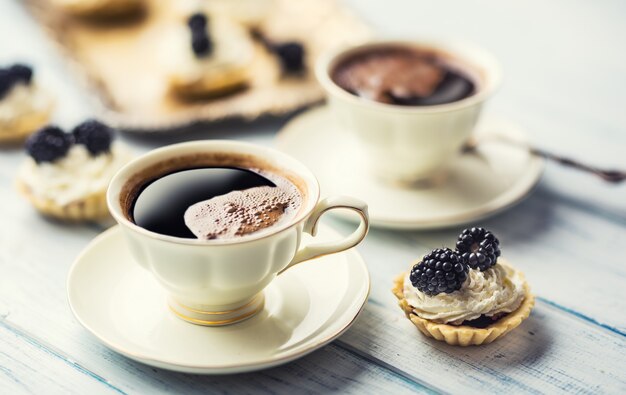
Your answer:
316;40;501;184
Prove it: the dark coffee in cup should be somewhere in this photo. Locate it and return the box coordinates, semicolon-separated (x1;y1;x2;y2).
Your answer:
331;45;477;106
122;154;304;241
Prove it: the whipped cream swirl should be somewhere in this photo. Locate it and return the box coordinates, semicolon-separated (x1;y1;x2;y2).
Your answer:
19;142;133;206
0;83;52;126
161;17;254;83
403;260;525;325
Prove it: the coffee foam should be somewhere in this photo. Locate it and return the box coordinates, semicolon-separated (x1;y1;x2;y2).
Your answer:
184;171;301;240
333;48;444;102
120;152;309;223
331;45;479;105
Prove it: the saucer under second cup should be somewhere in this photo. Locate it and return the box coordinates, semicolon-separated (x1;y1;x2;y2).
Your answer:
276;106;544;230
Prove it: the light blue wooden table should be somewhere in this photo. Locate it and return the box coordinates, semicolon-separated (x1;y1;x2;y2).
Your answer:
1;0;625;393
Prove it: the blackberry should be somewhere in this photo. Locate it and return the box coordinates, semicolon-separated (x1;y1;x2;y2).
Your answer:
409;248;468;296
25;126;72;164
191;32;213;57
187;13;212;57
187;13;207;31
10;64;33;84
72;119;113;156
456;227;501;271
274;42;305;73
0;64;33;99
0;69;12;99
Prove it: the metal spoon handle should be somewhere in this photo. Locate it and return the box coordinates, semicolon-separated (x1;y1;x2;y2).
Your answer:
528;147;626;183
465;136;626;183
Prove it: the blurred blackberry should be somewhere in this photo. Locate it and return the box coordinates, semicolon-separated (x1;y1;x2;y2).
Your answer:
187;13;212;56
456;227;501;271
25;126;72;164
10;64;33;84
191;32;213;56
409;248;468;296
274;42;305;74
0;64;33;99
0;69;12;99
187;13;207;31
72;119;113;156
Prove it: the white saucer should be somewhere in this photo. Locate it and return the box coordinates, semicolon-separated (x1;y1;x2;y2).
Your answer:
67;225;370;374
276;106;544;229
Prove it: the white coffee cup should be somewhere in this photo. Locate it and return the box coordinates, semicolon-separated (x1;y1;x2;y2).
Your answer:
107;141;369;326
316;40;501;183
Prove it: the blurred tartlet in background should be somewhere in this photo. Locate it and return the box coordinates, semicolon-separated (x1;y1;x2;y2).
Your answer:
0;64;54;144
161;11;256;99
17;120;133;222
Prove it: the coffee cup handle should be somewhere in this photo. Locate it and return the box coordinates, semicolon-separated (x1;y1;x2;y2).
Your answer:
279;196;369;274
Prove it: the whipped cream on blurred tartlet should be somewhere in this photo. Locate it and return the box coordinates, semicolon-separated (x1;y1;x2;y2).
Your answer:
0;64;54;143
18;120;133;221
162;12;254;97
20;141;131;207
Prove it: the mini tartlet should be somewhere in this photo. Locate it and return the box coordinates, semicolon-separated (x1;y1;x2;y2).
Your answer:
48;0;145;18
393;228;534;346
0;64;54;144
17;120;133;221
163;12;255;98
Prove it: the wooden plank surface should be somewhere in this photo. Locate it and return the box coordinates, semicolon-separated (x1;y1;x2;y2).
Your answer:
338;304;626;394
0;320;427;395
1;148;625;393
0;323;122;395
1;0;626;394
0;163;430;394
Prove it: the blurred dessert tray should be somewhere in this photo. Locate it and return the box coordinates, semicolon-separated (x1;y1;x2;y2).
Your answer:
22;0;370;132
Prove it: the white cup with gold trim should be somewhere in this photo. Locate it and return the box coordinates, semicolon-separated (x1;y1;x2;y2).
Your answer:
107;141;369;326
